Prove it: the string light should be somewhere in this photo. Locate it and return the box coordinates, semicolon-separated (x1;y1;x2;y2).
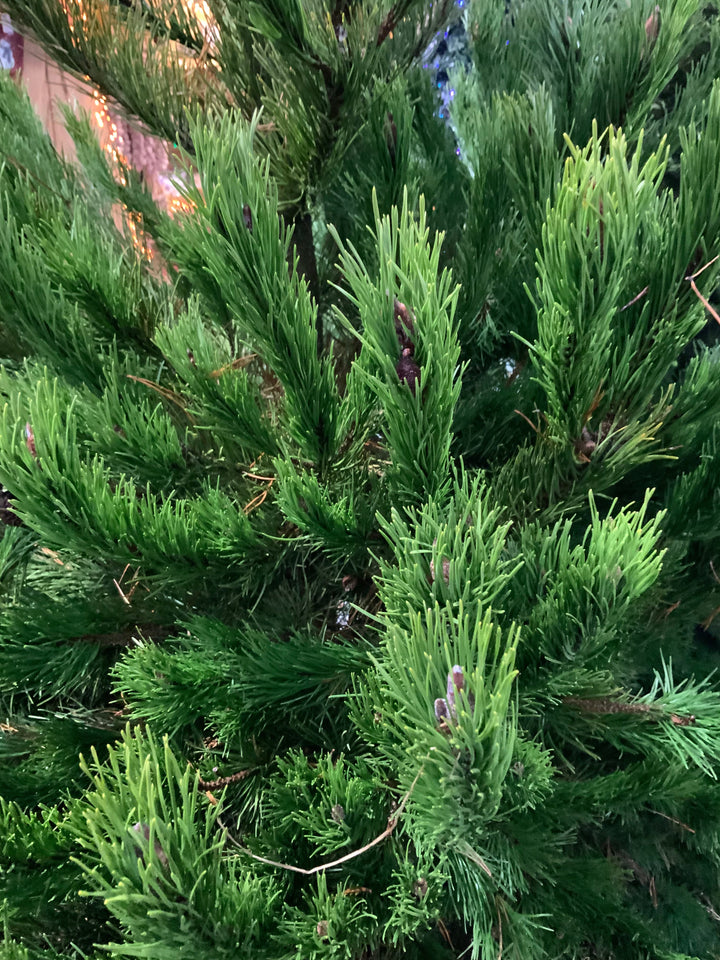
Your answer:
77;0;209;229
91;88;124;170
187;1;212;32
59;0;88;33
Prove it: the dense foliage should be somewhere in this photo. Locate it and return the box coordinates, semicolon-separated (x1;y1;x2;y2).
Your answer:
2;0;720;957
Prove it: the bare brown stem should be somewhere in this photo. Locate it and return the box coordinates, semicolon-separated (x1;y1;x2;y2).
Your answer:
222;766;424;875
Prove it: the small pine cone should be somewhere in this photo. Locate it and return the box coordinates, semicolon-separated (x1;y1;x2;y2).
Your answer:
396;348;420;394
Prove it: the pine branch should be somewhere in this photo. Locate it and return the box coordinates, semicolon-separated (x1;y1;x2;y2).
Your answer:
0;0;225;149
224;764;424;875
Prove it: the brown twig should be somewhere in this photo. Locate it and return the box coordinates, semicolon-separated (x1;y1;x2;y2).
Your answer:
461;843;493;877
436;918;454;949
687;255;720;282
514;408;540;434
647;809;695;833
209;354;256;378
700;893;720;923
649;874;658;909
662;600;681;618
241;464;275;513
702;605;720;630
39;546;64;566
242;481;274;514
126;375;194;416
242;471;275;482
688;277;720;325
495;898;504;960
563;696;653;716
113;575;134;606
564;696;695;726
223;766;424;875
620;285;649;312
198;769;253;790
582;384;606;424
687;257;720;324
377;5;397;45
113;563;142;606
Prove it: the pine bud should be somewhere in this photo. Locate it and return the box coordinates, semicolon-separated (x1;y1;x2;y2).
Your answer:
186;347;197;367
316;920;329;940
331;803;345;823
412;877;428;900
386;111;397;167
242;204;253;232
393;298;414;345
396;347;420;395
24;423;36;458
574;425;596;462
434;697;449;722
670;713;695;726
430;543;450;587
444;666;475;718
446;664;465;715
132;821;168;867
645;5;660;43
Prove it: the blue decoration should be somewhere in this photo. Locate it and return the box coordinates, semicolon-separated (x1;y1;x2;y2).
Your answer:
419;5;472;159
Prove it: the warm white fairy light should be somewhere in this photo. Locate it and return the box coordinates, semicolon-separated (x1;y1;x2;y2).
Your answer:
91;87;125;171
186;0;215;42
59;0;88;32
75;1;212;223
189;1;211;27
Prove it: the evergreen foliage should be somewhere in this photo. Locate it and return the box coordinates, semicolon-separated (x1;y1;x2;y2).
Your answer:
0;0;720;957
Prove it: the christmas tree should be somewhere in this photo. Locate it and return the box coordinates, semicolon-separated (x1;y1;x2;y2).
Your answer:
1;0;720;956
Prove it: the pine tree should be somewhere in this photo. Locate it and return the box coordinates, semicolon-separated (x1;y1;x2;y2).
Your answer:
1;0;720;957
